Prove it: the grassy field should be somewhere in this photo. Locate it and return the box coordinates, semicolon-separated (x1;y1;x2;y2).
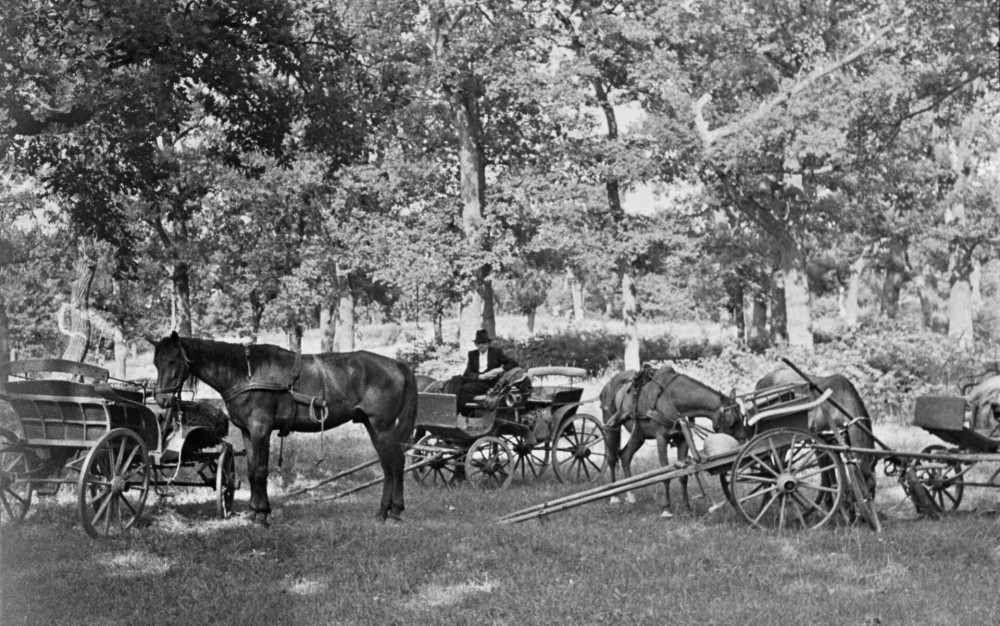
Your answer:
3;420;1000;626
3;320;1000;625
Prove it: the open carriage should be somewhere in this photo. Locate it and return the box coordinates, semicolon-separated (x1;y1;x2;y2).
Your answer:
0;359;238;538
406;366;608;490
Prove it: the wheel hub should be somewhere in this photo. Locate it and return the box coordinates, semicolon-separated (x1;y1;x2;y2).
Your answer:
110;476;128;494
777;473;798;493
574;445;591;459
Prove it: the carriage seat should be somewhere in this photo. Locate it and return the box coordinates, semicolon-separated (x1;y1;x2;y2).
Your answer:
470;367;531;410
913;396;1000;453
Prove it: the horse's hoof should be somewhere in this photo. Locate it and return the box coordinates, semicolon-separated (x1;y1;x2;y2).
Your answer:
660;510;674;519
250;515;271;528
625;492;637;505
386;512;404;524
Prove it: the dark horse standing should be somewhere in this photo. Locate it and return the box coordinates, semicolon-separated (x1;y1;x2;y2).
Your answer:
755;367;877;498
152;332;418;524
600;366;740;517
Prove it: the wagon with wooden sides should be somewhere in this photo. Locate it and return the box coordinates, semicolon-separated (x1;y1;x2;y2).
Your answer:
0;358;238;538
405;366;608;490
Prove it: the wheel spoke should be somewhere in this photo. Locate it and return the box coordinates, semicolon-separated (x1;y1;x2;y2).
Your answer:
744;451;782;479
751;489;779;524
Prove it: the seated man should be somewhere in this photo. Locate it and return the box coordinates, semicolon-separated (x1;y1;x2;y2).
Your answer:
445;329;519;416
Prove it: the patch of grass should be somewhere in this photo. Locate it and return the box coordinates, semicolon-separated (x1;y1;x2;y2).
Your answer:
4;424;1000;626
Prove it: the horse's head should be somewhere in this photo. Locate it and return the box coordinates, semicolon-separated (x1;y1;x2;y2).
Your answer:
714;388;748;440
151;331;191;408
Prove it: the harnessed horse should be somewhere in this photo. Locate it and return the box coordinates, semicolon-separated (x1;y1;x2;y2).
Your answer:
600;366;740;517
152;332;418;525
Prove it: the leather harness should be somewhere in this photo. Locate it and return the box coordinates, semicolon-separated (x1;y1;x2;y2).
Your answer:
218;346;329;438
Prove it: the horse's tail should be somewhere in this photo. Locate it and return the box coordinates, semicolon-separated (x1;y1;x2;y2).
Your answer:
394;363;419;443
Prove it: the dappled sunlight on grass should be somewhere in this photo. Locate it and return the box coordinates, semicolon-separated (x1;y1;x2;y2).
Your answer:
401;579;498;610
95;550;174;577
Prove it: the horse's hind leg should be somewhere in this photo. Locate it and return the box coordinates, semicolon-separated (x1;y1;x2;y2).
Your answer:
618;428;644;505
655;434;674;518
604;418;624;503
363;418;406;523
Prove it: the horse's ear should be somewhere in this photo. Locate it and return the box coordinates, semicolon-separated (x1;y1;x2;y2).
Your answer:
170;330;180;342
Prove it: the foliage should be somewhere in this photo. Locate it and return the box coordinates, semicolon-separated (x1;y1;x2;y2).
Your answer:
493;329;724;376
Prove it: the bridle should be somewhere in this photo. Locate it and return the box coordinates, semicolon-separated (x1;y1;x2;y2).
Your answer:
154;340;193;403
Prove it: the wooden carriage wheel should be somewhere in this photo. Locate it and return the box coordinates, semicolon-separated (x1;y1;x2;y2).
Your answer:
215;444;236;519
465;436;514;490
78;428;150;538
729;428;845;531
406;434;462;488
499;433;548;482
0;427;35;526
912;444;964;512
550;414;608;484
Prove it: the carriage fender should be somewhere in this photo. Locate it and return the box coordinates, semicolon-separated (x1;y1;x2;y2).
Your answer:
551;401;590;430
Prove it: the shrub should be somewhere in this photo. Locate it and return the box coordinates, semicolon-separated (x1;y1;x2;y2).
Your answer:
493;330;726;376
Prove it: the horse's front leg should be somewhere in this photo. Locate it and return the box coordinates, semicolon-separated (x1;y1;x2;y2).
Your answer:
675;438;691;513
243;420;274;526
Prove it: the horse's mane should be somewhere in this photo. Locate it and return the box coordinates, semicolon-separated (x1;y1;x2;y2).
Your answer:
182;337;295;380
667;369;728;402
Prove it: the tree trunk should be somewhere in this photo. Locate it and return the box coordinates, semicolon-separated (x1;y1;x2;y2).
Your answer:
948;249;975;349
171;261;193;336
0;292;9;366
781;242;814;349
525;307;536;335
748;292;768;350
319;305;336;352
622;271;640;369
61;256;97;362
453;80;490;348
112;326;127;379
971;257;983;310
248;289;264;344
729;282;745;344
286;321;303;352
481;277;496;339
338;291;356;352
433;308;444;345
459;292;482;350
769;270;787;344
844;256;865;328
569;271;585;321
914;266;941;330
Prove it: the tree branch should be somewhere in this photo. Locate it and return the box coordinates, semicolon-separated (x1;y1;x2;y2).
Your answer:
693;23;896;147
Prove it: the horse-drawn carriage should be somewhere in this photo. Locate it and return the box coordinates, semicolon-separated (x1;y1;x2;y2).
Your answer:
405;366;608;490
502;358;1000;532
0;358;237;538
